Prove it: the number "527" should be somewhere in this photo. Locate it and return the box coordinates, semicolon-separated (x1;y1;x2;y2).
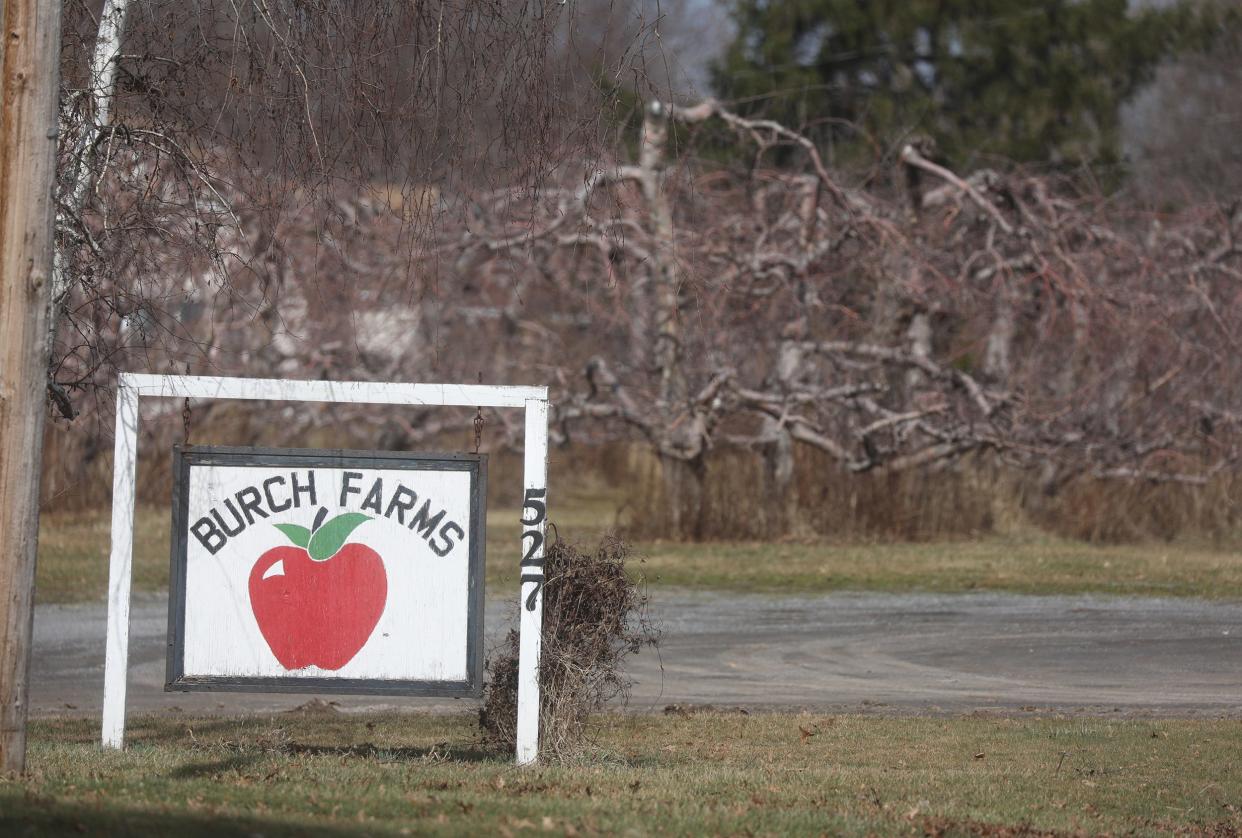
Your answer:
519;488;546;611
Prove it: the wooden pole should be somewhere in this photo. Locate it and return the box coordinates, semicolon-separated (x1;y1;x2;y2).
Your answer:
0;0;65;774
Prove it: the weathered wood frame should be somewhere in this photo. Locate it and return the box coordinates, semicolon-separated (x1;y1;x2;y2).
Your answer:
104;373;549;765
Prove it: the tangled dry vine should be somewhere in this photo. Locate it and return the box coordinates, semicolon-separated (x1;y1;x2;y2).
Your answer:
45;83;1242;537
479;536;658;761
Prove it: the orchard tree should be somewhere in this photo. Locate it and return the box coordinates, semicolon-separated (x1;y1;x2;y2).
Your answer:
48;0;649;415
441;94;1242;538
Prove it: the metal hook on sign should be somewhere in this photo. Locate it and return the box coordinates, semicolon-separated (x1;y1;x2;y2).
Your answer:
473;371;484;454
181;363;192;446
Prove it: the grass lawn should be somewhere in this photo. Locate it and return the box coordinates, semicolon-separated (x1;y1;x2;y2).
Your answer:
635;538;1242;600
35;502;1242;604
3;712;1238;836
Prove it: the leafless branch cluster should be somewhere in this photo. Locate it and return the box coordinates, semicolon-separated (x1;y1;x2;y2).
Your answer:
444;99;1242;534
44;1;1242;536
48;0;646;433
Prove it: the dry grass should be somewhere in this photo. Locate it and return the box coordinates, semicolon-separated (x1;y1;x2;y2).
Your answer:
34;501;1242;603
634;537;1242;599
616;444;1242;544
36;506;171;603
3;712;1240;836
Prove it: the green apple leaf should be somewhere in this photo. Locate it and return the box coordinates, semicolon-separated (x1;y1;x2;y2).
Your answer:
308;512;371;562
274;523;311;548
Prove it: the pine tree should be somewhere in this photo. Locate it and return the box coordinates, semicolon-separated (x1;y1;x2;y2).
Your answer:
711;0;1229;169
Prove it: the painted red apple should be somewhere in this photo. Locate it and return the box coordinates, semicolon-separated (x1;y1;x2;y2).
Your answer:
248;510;387;671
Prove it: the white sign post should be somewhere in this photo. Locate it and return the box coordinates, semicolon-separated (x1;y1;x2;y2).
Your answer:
104;373;549;764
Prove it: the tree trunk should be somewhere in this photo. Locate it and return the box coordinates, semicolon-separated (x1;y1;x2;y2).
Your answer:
49;0;131;341
0;0;65;774
660;454;706;540
904;309;933;392
639;101;686;407
642;101;704;538
760;336;803;531
759;423;793;535
1056;294;1090;399
983;280;1018;382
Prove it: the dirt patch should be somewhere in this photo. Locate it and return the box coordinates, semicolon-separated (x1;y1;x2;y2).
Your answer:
919;817;1240;837
662;703;750;717
282;698;341;716
920;818;1072;836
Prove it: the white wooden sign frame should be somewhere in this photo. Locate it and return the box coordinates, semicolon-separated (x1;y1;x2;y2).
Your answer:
104;373;549;765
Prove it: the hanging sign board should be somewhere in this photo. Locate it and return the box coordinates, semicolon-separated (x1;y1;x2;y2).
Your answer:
165;446;486;696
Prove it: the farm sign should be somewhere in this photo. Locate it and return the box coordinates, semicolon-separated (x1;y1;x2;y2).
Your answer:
166;446;486;695
104;375;547;762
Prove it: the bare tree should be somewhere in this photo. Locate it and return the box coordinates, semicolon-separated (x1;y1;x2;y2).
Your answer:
39;4;1242;544
448;97;1242;536
47;1;649;410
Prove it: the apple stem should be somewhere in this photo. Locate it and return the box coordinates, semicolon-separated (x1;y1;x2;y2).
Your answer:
312;506;329;533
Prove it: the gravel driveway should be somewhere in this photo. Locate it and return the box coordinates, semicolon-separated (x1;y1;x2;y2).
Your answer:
30;589;1242;719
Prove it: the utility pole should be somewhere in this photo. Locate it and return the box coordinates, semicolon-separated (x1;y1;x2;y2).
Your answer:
0;0;64;773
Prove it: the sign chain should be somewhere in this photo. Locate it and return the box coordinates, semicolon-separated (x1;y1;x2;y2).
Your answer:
473;371;483;454
181;363;192;446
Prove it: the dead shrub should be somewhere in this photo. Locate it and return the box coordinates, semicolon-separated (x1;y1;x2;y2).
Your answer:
478;534;658;761
1031;472;1242;544
615;440;1242;545
621;444;1001;542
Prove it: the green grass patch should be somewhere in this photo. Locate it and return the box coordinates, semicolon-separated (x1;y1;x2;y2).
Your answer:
4;712;1239;836
35;503;1242;603
36;507;171;604
635;538;1242;600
